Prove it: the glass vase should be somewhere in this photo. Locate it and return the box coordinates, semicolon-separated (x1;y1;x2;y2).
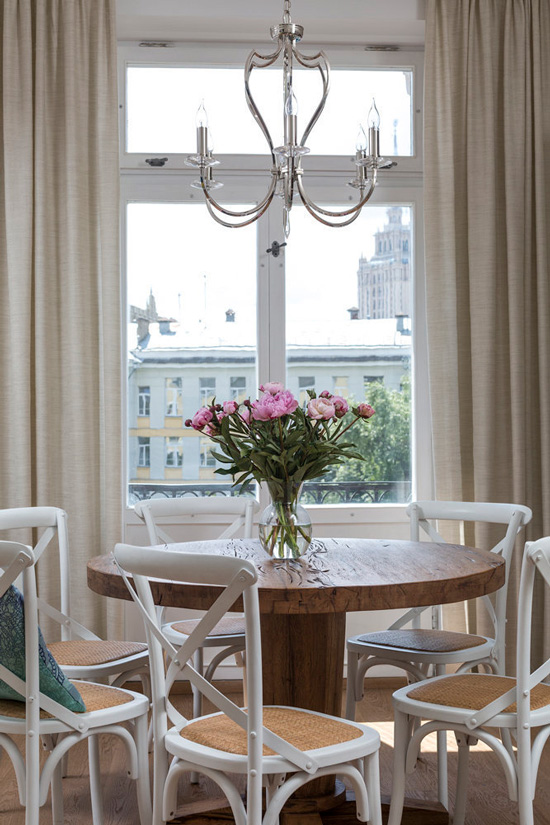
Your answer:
258;482;312;559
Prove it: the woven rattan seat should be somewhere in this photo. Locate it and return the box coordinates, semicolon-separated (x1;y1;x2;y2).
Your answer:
169;616;245;637
0;680;136;719
47;639;147;666
408;673;550;713
180;706;363;755
357;629;487;653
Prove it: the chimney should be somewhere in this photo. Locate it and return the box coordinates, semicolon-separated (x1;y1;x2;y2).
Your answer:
347;306;359;321
225;309;235;323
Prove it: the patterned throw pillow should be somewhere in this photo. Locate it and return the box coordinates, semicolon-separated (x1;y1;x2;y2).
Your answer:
0;585;85;712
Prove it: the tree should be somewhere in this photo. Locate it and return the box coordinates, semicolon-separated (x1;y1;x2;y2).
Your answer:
324;375;411;484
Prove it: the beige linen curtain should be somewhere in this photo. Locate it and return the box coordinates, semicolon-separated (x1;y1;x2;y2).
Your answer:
0;0;123;638
424;0;550;667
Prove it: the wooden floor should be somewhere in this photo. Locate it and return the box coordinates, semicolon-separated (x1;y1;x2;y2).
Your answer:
2;681;550;825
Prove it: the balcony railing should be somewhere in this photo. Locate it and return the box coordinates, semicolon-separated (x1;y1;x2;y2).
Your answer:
129;480;411;506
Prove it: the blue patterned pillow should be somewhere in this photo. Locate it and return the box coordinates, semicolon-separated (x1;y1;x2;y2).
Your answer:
0;584;85;712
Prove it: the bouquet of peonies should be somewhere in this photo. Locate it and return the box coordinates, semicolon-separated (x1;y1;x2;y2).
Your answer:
186;382;374;557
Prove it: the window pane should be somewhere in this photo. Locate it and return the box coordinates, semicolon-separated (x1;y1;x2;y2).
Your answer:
126;66;412;156
285;205;412;504
127;203;257;504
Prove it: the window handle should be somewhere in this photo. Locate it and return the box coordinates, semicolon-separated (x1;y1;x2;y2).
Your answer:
266;241;287;258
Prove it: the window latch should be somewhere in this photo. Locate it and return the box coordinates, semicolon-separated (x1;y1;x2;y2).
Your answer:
266;241;287;258
145;157;168;167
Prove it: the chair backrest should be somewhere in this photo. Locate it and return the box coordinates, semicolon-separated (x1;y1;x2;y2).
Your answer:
0;506;99;643
114;542;320;825
134;496;259;544
399;501;532;664
460;536;550;733
0;539;91;730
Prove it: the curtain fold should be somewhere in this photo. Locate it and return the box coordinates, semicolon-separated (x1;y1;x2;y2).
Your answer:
424;0;550;667
0;0;122;638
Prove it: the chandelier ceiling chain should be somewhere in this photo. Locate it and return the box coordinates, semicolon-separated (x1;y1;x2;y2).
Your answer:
185;0;396;236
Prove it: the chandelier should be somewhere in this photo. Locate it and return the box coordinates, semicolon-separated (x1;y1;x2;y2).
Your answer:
185;0;396;236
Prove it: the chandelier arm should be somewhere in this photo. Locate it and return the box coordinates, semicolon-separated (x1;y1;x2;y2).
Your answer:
299;195;364;229
200;172;278;218
205;180;275;229
244;48;282;163
296;173;377;218
292;48;330;148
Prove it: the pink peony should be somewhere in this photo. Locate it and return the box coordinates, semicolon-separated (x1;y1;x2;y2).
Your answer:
259;381;284;396
239;406;251;423
191;407;213;430
223;400;238;415
252;389;298;420
307;397;336;420
357;403;375;419
331;395;349;418
319;390;332;399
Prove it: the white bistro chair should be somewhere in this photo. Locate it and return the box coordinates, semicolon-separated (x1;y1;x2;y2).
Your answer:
0;506;150;690
345;500;532;807
388;535;550;825
0;540;151;825
114;542;383;825
134;496;259;720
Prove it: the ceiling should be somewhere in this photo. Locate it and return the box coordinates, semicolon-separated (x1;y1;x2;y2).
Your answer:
116;0;426;47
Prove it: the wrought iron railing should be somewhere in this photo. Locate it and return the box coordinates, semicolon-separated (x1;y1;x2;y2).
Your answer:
129;480;411;506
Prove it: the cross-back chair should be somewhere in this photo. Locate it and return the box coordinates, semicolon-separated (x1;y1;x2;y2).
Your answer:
0;506;149;689
388;535;550;825
345;500;532;808
134;496;259;721
0;539;151;825
114;542;382;825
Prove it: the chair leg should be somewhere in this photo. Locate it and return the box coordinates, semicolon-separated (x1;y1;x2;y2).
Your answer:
88;735;104;825
453;732;473;825
134;714;153;825
516;728;535;825
50;758;64;825
190;648;204;784
364;751;382;825
345;650;360;720
387;708;410;825
435;665;448;809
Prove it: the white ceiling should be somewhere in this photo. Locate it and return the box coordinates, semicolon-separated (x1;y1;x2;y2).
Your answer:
116;0;426;47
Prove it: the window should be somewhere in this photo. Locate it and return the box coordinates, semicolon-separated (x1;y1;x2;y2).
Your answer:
122;44;427;510
230;376;247;403
138;437;150;467
165;436;183;467
200;438;216;468
333;376;348;397
199;377;216;407
166;378;182;416
138;386;150;417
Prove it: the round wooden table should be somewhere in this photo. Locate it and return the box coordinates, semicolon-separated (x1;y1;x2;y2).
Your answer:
88;536;504;824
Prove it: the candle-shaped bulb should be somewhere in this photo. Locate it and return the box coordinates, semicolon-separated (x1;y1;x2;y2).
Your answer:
285;89;298;117
196;99;208;128
356;124;368;152
367;98;380;129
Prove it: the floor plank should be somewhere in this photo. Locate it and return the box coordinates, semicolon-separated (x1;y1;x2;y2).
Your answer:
1;683;550;824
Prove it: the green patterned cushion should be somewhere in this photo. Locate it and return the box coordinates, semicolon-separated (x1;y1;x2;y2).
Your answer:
0;585;85;712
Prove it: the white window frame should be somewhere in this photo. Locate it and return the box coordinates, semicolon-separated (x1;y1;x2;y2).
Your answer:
120;43;432;528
